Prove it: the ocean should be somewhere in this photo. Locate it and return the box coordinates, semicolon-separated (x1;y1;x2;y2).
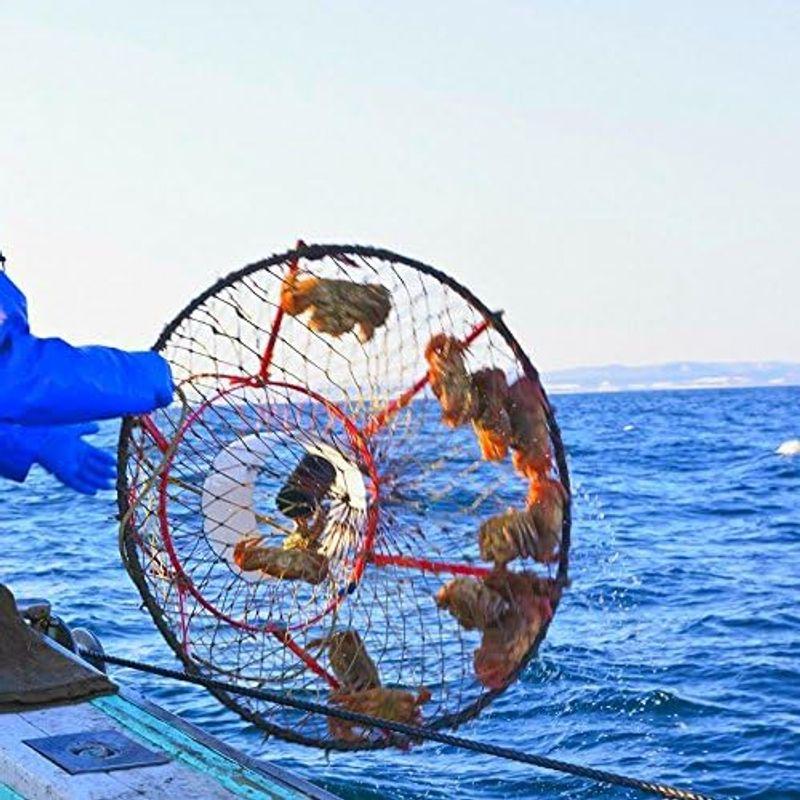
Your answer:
2;386;798;800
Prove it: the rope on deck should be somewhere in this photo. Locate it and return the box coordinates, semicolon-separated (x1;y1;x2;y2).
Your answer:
80;648;719;800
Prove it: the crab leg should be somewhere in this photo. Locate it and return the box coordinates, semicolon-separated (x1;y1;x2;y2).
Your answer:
271;629;341;690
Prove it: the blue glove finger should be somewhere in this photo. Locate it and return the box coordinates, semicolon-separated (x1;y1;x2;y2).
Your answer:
84;461;116;483
29;424;110;494
81;443;116;468
72;461;112;493
82;464;115;487
82;474;114;492
87;447;116;470
82;442;116;469
73;421;101;437
81;466;117;489
79;445;116;482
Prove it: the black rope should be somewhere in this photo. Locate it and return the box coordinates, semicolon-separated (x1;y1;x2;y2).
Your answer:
82;649;719;800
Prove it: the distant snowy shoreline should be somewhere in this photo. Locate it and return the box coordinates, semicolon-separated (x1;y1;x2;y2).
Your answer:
541;361;800;395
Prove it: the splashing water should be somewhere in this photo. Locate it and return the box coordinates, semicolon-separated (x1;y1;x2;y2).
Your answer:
776;439;800;456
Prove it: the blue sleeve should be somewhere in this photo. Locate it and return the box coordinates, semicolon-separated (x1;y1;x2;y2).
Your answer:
0;271;173;426
0;334;173;426
0;272;30;346
0;423;37;482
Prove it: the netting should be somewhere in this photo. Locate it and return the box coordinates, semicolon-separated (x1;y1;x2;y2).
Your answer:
117;243;572;749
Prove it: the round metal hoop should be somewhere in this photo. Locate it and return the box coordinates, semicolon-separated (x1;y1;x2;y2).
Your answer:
118;242;572;749
148;377;381;636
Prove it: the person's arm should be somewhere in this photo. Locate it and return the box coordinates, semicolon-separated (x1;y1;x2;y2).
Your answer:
0;422;115;494
0;333;173;426
0;271;173;426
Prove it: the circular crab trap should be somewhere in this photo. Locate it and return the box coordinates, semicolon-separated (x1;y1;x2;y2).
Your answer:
118;243;572;749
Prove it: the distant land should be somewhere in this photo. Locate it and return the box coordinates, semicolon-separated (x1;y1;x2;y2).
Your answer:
542;361;800;394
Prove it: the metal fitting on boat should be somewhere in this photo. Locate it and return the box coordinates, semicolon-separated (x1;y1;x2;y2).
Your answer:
18;596;108;674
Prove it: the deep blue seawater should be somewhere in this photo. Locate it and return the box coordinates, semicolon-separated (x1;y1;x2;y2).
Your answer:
2;386;798;800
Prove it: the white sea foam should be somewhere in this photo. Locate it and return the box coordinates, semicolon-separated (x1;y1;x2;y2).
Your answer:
776;439;800;456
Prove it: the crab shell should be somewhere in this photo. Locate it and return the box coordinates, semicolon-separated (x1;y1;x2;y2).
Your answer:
280;272;319;316
473;572;559;689
527;477;567;558
471;368;512;461
232;538;329;584
327;687;432;742
318;630;381;692
506;377;552;478
425;334;477;427
512;445;553;481
479;507;556;566
282;274;391;342
435;576;510;631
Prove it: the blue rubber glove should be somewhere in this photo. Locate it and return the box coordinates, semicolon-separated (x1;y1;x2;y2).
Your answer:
0;423;39;482
0;422;116;494
34;422;117;495
33;422;117;494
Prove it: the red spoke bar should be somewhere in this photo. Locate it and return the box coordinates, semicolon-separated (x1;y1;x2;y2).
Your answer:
370;553;493;579
257;241;304;382
272;630;341;691
362;318;492;438
141;415;170;453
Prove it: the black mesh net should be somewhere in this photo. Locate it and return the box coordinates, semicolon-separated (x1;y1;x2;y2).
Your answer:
118;243;571;749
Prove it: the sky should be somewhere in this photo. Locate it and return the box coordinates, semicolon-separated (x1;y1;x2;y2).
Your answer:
1;1;798;371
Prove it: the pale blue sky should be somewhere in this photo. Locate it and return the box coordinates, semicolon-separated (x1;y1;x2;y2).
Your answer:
1;2;798;370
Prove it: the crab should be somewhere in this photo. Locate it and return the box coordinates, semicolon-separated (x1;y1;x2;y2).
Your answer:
425;333;477;427
506;377;553;480
281;273;391;342
478;506;559;566
327;687;431;743
526;477;567;561
310;629;381;692
281;510;327;552
470;367;512;461
232;536;329;584
435;576;510;631
473;572;559;689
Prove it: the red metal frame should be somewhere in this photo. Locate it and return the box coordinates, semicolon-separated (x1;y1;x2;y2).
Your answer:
144;379;368;683
140;263;547;690
368;553;493;579
257;242;303;382
141;415;170;453
362;318;491;438
152;376;379;638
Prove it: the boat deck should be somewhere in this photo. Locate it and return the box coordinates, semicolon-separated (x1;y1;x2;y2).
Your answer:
0;690;338;800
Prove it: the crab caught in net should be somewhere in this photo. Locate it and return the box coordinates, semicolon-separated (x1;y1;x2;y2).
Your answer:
118;243;571;750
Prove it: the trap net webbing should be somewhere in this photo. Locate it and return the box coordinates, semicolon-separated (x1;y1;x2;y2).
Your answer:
118;243;571;749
